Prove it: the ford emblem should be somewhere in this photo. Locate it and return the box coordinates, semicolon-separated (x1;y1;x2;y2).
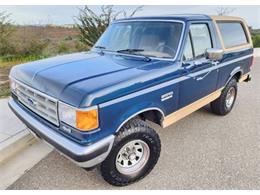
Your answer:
27;98;37;106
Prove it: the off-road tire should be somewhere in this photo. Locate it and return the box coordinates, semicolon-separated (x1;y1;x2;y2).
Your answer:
211;78;238;115
100;118;161;186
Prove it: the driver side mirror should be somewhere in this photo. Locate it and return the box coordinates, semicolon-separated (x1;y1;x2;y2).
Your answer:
205;48;224;61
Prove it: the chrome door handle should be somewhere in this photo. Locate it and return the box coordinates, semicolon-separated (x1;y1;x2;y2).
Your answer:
194;70;211;81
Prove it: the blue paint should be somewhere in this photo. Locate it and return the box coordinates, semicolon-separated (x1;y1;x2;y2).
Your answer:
10;15;253;145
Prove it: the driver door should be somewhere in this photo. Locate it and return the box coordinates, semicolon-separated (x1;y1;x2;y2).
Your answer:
178;23;219;109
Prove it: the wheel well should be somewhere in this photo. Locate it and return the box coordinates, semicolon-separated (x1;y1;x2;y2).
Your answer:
233;71;242;82
138;110;164;126
116;109;164;133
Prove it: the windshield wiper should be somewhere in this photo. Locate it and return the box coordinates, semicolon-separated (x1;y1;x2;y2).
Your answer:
116;49;152;62
116;48;144;54
94;45;106;55
94;45;106;49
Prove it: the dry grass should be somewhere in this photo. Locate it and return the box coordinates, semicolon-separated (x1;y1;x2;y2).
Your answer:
0;60;22;69
11;25;84;55
0;59;40;98
0;25;88;98
0;61;15;98
0;82;10;98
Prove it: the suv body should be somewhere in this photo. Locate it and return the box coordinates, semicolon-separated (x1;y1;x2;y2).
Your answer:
9;15;253;185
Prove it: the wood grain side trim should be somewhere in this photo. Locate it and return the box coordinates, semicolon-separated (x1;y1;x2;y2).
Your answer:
162;88;223;128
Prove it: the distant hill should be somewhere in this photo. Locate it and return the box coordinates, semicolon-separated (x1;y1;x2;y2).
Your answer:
9;25;87;56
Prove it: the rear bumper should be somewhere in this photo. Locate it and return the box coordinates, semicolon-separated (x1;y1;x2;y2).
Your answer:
8;98;114;168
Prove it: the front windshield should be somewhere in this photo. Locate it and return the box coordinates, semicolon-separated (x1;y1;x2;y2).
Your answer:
94;21;183;59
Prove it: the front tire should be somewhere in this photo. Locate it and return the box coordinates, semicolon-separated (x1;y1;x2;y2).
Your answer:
211;78;238;115
100;118;161;186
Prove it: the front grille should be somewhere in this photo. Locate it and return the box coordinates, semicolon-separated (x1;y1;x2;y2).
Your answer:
13;79;59;126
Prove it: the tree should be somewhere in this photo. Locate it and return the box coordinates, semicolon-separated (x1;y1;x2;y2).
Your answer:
216;7;236;16
252;35;260;48
75;5;143;47
0;11;15;56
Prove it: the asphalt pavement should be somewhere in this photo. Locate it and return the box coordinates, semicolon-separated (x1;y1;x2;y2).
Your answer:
8;58;260;190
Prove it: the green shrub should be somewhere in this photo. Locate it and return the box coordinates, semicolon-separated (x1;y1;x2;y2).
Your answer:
0;12;15;56
76;5;143;47
26;39;50;55
0;54;48;63
252;35;260;48
74;40;89;52
13;39;50;56
0;82;11;98
0;39;14;56
58;41;70;53
64;35;73;41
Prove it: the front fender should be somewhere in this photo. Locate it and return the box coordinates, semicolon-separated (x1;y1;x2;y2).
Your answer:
114;102;165;133
99;99;165;137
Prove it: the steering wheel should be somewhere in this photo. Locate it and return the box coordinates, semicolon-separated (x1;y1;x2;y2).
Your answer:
155;44;176;55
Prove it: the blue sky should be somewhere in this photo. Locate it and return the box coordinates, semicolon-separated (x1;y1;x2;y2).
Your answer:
0;5;260;28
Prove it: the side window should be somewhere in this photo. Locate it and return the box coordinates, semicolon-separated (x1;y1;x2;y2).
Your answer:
183;24;212;61
190;24;212;58
183;33;193;61
217;22;248;48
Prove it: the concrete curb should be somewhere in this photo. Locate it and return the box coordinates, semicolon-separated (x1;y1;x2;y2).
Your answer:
0;129;36;164
0;140;53;189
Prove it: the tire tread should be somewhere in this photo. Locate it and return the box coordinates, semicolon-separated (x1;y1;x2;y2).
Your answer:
100;118;161;186
211;78;237;115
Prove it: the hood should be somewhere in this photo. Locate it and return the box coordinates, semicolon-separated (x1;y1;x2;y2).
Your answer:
11;52;178;107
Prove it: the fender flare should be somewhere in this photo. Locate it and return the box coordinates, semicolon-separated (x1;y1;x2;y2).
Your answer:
225;66;243;86
115;104;165;133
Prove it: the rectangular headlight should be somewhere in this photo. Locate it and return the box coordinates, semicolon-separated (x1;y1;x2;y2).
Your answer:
58;102;99;131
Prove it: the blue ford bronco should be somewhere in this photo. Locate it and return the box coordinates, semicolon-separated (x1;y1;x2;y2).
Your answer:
9;15;253;186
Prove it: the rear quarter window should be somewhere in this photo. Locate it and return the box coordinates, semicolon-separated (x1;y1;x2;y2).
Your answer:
217;22;248;48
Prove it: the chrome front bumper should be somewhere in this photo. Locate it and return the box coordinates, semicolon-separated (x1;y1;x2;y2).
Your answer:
8;98;114;168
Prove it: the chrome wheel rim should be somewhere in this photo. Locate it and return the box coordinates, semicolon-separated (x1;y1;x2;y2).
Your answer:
116;140;150;175
225;87;236;109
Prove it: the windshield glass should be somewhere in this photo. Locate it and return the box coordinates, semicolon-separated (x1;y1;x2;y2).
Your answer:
94;21;183;59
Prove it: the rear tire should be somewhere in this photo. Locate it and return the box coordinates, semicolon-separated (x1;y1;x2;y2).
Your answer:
211;78;237;115
100;118;161;186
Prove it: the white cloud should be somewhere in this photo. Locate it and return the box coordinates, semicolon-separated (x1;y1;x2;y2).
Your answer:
0;5;259;28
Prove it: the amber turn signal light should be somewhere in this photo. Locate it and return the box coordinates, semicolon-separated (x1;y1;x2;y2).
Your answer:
76;109;99;131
